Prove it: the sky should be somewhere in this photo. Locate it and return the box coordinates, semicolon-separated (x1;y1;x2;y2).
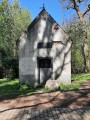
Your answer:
19;0;76;26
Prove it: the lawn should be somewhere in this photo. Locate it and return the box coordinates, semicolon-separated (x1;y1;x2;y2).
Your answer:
0;79;40;98
0;74;90;98
71;73;90;82
60;73;90;91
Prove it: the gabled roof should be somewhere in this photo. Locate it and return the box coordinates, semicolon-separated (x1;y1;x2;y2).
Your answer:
27;9;56;32
16;9;72;47
27;9;72;42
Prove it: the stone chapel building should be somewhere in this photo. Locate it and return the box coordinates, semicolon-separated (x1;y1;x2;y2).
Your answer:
17;8;72;85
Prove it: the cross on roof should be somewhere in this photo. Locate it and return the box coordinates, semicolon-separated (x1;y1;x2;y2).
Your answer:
40;3;46;10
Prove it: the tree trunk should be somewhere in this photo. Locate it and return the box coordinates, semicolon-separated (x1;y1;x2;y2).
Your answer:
75;7;89;72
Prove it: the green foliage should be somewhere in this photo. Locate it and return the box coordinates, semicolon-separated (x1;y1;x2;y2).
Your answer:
2;56;19;79
71;50;85;73
60;82;80;91
87;21;90;71
0;0;32;78
63;16;86;73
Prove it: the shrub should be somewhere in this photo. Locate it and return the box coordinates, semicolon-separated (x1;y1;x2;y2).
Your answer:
2;56;19;79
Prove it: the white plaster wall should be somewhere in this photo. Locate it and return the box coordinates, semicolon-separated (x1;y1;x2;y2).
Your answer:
19;15;72;85
19;57;36;75
49;41;71;84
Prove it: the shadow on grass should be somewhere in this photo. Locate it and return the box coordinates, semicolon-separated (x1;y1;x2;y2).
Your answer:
0;80;43;102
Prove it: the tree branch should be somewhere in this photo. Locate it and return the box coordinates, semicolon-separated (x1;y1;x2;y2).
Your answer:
83;7;90;16
77;0;84;3
65;5;74;9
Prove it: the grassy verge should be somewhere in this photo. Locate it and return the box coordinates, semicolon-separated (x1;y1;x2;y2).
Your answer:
60;73;90;91
60;82;80;91
71;73;90;82
0;74;90;98
0;79;41;98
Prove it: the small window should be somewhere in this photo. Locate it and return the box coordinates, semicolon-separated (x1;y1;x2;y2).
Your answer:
37;42;52;48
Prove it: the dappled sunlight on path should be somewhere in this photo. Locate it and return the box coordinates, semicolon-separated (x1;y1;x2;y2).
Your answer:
0;80;90;119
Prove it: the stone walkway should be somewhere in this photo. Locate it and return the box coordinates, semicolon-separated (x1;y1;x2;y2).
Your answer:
0;107;90;120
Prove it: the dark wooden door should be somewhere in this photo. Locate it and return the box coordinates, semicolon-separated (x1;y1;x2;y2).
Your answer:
38;58;52;84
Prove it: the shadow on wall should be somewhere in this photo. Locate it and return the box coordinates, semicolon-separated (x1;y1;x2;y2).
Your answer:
24;11;71;84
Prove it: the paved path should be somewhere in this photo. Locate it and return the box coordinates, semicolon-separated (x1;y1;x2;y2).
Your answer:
0;107;90;120
0;80;90;120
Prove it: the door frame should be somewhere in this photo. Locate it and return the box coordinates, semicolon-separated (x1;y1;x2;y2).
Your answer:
37;57;53;84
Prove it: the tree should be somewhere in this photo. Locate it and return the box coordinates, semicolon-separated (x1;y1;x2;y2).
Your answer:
63;16;85;73
87;20;90;71
59;0;90;72
0;0;32;78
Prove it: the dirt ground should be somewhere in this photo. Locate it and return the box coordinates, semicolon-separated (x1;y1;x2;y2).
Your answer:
0;80;90;113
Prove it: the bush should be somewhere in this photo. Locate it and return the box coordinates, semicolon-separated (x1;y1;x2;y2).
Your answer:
60;82;80;91
2;56;19;79
71;50;85;73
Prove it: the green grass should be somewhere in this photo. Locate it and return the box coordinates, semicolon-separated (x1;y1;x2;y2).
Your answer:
60;82;80;91
59;73;90;92
71;73;90;82
0;74;90;98
43;87;52;93
0;79;40;97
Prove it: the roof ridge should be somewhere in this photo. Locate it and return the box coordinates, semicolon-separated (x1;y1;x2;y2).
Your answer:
27;9;46;32
27;9;72;41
